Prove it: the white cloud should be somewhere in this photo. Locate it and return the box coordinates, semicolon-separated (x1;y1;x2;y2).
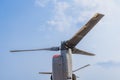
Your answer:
35;0;50;7
96;61;120;68
35;0;119;33
47;1;71;32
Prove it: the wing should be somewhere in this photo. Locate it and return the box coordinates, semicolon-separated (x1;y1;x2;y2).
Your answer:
66;13;104;48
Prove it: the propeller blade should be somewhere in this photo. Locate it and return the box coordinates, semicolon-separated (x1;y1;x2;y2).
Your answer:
66;13;104;48
72;48;95;56
10;47;60;52
39;72;52;74
73;64;90;72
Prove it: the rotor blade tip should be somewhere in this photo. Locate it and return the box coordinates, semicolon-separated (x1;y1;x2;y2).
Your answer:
91;54;95;56
96;13;104;16
10;50;15;52
87;64;90;66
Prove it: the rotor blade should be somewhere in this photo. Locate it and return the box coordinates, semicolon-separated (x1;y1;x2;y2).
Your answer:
72;48;95;56
66;13;104;48
10;47;60;52
39;72;52;74
73;64;90;72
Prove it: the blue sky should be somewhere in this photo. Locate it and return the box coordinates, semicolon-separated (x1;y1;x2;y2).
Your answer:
1;0;120;80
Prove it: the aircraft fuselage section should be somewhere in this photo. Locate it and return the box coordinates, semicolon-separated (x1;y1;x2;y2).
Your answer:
52;49;72;80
